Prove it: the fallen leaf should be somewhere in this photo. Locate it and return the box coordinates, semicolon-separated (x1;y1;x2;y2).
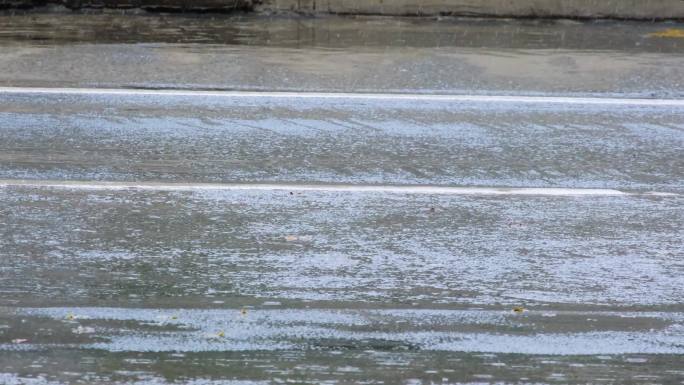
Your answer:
648;28;684;38
512;306;525;314
217;330;225;338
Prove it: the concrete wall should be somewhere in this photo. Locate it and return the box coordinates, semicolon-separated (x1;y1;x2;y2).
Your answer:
258;0;684;19
3;0;684;19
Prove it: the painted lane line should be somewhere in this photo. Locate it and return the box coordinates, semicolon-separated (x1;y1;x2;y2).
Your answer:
0;180;678;197
1;87;684;107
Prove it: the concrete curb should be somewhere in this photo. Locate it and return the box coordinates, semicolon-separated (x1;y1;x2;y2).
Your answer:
258;0;684;20
2;0;684;19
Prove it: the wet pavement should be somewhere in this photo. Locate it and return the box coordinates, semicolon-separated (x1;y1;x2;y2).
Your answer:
0;12;683;96
1;182;683;383
0;11;684;385
1;91;683;192
2;184;682;308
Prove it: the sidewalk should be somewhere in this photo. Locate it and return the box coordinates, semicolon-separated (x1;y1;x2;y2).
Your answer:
0;12;683;97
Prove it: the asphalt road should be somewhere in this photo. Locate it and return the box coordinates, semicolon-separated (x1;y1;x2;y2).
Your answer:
1;89;682;192
0;88;682;384
0;12;684;385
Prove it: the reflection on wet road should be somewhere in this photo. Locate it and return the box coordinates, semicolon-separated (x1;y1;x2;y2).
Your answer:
1;91;683;192
2;306;684;383
1;180;683;383
1;186;683;307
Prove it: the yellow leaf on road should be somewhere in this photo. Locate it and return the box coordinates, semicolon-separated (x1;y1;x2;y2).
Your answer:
648;28;684;38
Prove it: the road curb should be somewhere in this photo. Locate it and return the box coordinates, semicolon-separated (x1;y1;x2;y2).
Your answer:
3;0;684;19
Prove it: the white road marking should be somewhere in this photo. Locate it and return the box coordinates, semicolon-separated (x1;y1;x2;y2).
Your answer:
0;179;677;197
1;86;684;106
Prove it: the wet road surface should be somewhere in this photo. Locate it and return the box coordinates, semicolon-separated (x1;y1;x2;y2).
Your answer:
1;12;684;385
0;89;683;384
1;90;683;192
0;12;684;96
